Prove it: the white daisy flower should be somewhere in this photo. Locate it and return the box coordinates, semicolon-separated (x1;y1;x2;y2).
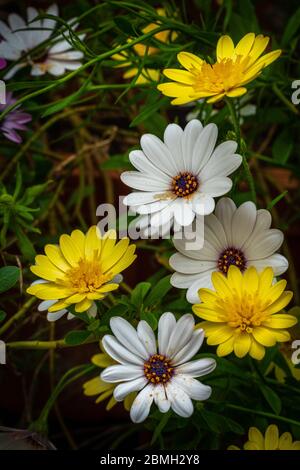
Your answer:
0;4;85;79
101;313;216;423
121;119;242;230
170;197;288;303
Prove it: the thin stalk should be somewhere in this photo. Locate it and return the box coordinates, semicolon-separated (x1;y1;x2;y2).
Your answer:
0;297;36;336
226;403;300;427
7;337;98;349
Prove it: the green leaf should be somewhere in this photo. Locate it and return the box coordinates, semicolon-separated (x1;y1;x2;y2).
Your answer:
282;7;300;46
130;97;168;127
272;129;293;164
114;17;137;36
20;182;50;206
259;384;282;414
0;310;7;322
267;191;288;210
15;226;36;259
144;275;172;307
0;266;20;293
151;411;171;445
131;282;151;307
140;311;158;330
64;330;91;346
100;303;128;325
101;154;131;170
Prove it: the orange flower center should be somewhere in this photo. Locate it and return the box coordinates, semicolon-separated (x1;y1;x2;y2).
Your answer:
66;260;111;293
218;247;247;274
144;354;174;384
171;172;199;197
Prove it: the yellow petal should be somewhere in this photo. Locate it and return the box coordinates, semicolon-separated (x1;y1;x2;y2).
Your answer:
233;333;251;358
206;325;233;345
291;442;300;450
192;305;224;322
264;424;279;450
198;288;218;303
248;427;264;449
252;326;277;347
264;291;293;315
258;267;274;293
101;238;130;273
97;283;119;294
216;336;234;356
30;264;65;283
226;87;247;98
85;226;102;262
27;283;72;300
216;35;235;61
177;51;204;70
75;298;93;313
264;313;297;329
278;432;293;450
124;392;137;411
92;353;114;368
211;271;232;296
157;81;194;99
234;33;255;56
108;246;137;276
243;442;260;450
64;293;86;304
70;229;86;256
243;266;259;293
105;395;117;410
206;93;225;103
163;68;195;84
249;338;265;360
48;300;70;312
59;234;82;267
45;244;71;271
248;35;269;65
83;377;113;396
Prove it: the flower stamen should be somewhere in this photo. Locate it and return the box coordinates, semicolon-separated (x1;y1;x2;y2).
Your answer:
171;172;199;198
144;354;174;384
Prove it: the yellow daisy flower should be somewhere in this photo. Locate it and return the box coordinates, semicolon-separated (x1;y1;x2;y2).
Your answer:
228;424;300;450
113;8;176;84
83;350;136;411
27;226;136;315
158;32;281;104
192;266;297;360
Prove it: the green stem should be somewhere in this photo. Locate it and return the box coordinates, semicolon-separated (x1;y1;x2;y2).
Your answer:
226;403;300;428
0;297;36;336
273;84;299;115
225;98;256;203
7;337;98;349
31;364;95;434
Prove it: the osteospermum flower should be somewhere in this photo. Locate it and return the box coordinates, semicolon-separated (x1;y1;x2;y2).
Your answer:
113;8;176;84
0;4;85;79
170;197;288;303
101;313;216;423
27;226;136;320
193;266;297;360
158;32;281;104
0;92;31;144
228;424;300;450
121;120;242;230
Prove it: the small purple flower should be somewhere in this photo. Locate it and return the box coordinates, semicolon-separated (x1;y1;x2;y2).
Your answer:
0;92;31;144
0;58;6;70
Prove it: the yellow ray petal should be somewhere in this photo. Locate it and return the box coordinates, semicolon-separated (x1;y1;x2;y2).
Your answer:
249;338;265;360
252;326;277;347
70;229;86;256
233;333;251;358
85;226;102;261
59;234;82;267
177;51;204;70
75;298;93;313
206;325;234;345
248;34;269;65
30;265;65;283
217;35;235;61
163;68;195;84
45;244;71;272
207;92;225;103
234;32;255;56
157;81;193;98
101;238;130;272
92;353;114;368
226;87;247;98
264;313;298;329
216;336;234;356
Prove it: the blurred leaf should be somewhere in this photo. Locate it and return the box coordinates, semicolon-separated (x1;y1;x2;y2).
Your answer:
114;17;137;36
20;182;50;206
140;311;158;330
101;154;131;170
259;384;282;414
130;97;168;127
0;311;6;323
64;330;91;346
267;191;288;210
0;266;20;293
151;411;171;444
282;7;300;46
273;129;293;163
14;227;36;260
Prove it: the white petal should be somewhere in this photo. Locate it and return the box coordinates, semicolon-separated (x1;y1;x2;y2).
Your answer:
205;213;228;250
130;384;154;423
173;199;195;226
102;335;144;366
231;201;257;248
137;200;171;215
0;41;21;61
123;191;164;206
250;254;288;276
172;375;212;400
49;39;74;54
121;171;169;191
129;150;170;179
186;273;214;303
163;123;183;170
38;300;56;311
50;50;84;61
110;317;149;359
214;197;236;246
172;330;205;365
244;229;284;260
170;271;209;289
141;133;178;175
166;382;194;418
167;314;195;358
153;384;170;413
242;209;272;250
150;199;177;227
181;119;203;171
45;60;66;76
8;14;27;48
200;177;232;197
158;312;176;355
192;123;218;174
173;236;218;261
137;320;157;356
176;358;216;377
113;377;147;401
47;309;67;322
101;364;143;383
192;193;215;215
169;253;216;274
